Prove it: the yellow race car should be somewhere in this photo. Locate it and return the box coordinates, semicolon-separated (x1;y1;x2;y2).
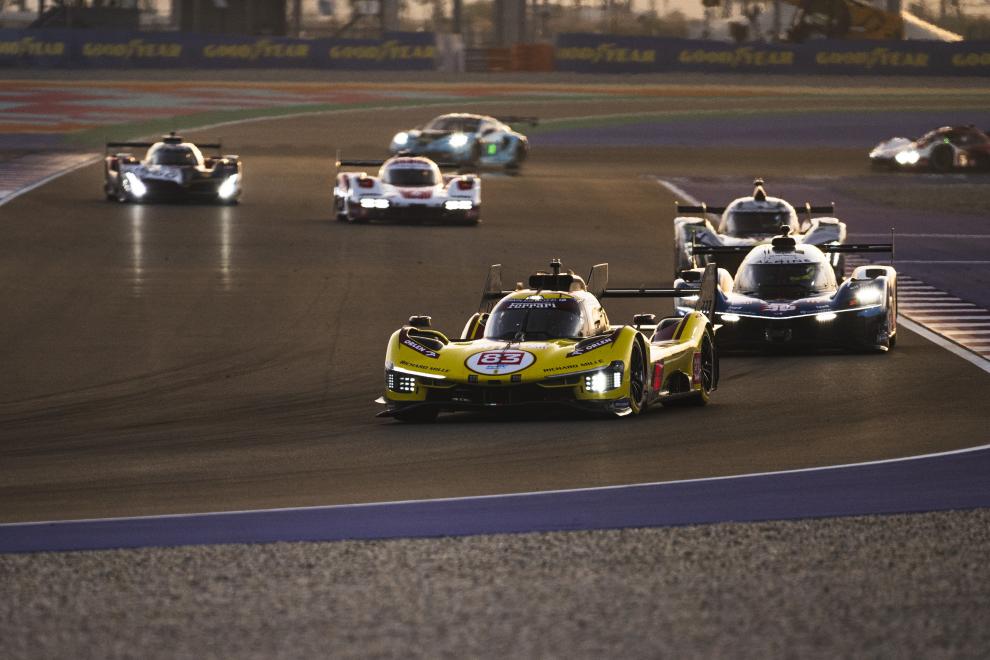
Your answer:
378;260;719;422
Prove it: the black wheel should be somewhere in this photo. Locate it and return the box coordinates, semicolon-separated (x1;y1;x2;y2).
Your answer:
393;406;438;423
664;330;718;407
628;339;649;414
344;200;367;224
115;187;129;203
686;330;717;406
930;144;954;173
334;196;347;222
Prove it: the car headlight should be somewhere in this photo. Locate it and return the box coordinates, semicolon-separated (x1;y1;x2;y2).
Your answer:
123;172;147;198
895;149;920;165
815;312;837;322
360;197;389;209
855;287;883;305
393;131;409;146
584;361;623;393
449;132;469;148
444;200;472;210
719;313;740;323
218;173;239;200
386;370;417;393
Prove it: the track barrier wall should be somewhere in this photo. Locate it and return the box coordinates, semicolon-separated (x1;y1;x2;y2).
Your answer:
0;29;436;69
555;33;990;76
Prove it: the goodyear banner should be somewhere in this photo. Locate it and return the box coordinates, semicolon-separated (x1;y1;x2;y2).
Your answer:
555;33;990;77
0;29;435;70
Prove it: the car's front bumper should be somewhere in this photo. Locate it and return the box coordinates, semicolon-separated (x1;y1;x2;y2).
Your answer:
379;380;631;417
716;307;888;351
352;204;479;223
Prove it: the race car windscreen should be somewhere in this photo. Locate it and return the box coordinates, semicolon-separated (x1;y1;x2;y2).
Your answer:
725;211;791;237
147;146;199;167
425;117;481;133
735;263;835;298
485;297;585;341
384;167;437;187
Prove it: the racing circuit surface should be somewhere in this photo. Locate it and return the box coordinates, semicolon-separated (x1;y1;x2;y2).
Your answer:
2;80;990;657
2;95;989;523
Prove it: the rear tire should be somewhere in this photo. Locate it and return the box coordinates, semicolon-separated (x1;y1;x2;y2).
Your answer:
685;330;717;406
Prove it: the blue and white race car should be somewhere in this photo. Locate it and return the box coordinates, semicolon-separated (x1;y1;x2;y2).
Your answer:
103;132;241;204
388;113;533;170
674;232;897;352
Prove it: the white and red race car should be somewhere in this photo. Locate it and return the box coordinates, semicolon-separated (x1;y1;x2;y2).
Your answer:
333;155;481;225
869;125;990;172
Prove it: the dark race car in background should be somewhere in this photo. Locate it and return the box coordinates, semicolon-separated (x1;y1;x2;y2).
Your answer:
388;113;533;170
674;232;897;353
870;125;990;172
104;132;242;204
673;179;846;277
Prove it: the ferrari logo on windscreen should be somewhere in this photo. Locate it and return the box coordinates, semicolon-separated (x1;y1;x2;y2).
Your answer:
466;350;535;375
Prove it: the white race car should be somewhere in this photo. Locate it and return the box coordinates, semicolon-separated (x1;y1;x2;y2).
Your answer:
673;179;846;276
333;155;480;225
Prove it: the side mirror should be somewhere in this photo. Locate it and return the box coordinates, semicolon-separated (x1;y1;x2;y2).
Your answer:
408;315;432;328
482;128;496;136
633;313;657;326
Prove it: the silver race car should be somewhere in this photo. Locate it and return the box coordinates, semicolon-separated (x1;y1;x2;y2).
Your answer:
673;179;846;277
388;113;532;170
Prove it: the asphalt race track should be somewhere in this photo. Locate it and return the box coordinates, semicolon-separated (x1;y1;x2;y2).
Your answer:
1;97;988;526
2;79;990;658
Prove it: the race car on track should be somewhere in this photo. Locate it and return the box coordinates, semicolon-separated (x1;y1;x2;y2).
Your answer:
869;125;990;172
388;113;533;170
378;260;720;422
334;155;480;224
673;179;846;277
104;132;241;203
673;231;897;352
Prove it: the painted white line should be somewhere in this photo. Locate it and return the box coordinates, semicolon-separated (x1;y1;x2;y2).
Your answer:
0;155;101;208
897;316;990;374
5;438;990;529
908;316;990;322
656;177;703;207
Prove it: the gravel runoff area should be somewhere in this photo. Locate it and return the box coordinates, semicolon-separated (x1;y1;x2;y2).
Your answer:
2;509;988;659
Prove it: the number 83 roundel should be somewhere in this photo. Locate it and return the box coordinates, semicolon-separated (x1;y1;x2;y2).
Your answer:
466;350;536;375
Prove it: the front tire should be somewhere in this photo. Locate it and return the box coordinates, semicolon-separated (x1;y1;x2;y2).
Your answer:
930;144;954;173
627;339;649;414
